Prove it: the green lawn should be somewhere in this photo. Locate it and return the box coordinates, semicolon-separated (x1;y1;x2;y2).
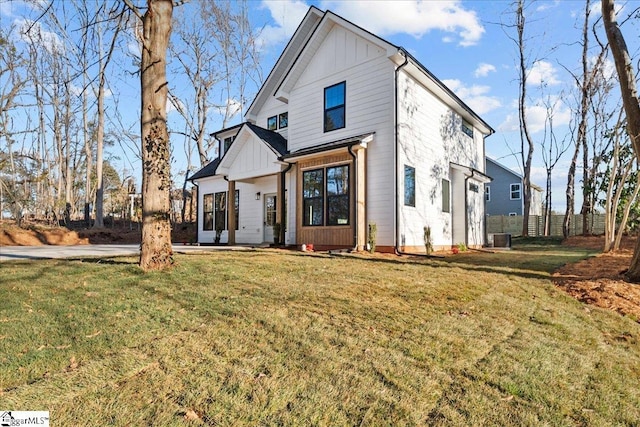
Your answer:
1;242;639;426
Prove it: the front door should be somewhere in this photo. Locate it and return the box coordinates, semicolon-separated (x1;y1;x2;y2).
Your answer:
263;193;277;243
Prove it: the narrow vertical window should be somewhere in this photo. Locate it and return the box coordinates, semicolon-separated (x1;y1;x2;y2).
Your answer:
485;185;491;202
303;169;324;226
326;165;350;225
234;190;239;230
404;165;415;207
214;192;227;230
510;183;521;200
223;136;235;154
442;179;450;213
324;82;346;132
203;193;214;230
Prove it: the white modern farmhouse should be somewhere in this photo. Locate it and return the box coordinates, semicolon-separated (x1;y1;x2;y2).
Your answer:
189;6;494;252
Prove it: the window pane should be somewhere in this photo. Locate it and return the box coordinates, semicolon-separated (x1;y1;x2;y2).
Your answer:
303;169;324;226
235;190;239;230
215;192;226;230
327;165;348;195
279;112;288;128
510;184;521;199
325;106;345;131
223;136;234;153
303;198;323;226
325;82;345;109
303;169;324;198
442;179;450;213
203;194;214;230
404;165;415;206
328;195;349;225
267;116;277;130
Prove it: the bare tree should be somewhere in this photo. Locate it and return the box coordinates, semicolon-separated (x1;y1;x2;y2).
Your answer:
124;0;175;271
602;0;640;281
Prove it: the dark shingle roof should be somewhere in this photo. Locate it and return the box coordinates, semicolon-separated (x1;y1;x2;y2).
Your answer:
187;158;220;181
246;123;288;156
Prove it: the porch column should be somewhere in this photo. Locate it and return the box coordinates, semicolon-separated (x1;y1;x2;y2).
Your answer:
355;147;366;251
228;180;236;245
276;171;284;243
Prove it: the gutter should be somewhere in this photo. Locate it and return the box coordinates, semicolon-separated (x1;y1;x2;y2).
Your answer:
394;50;409;255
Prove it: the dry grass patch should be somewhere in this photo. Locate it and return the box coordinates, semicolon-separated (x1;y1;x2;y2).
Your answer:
1;244;639;426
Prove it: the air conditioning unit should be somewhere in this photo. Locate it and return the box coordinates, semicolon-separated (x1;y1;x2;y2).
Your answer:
493;233;512;249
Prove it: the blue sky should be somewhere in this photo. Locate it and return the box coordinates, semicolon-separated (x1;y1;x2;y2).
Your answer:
2;0;639;212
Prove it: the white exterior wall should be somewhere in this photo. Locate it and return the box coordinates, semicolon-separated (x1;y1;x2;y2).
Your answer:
254;97;289;141
196;175;287;245
397;71;485;248
285;25;396;246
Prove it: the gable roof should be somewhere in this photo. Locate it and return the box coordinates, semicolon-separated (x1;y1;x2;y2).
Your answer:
486;157;543;192
244;123;288;156
187;158;221;181
246;6;493;136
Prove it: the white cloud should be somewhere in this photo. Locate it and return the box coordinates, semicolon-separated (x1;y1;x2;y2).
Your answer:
442;79;501;115
527;60;561;86
258;0;310;48
474;63;496;78
322;0;485;46
16;18;64;54
498;96;571;133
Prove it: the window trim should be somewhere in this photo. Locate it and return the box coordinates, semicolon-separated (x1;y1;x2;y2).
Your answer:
485;185;491;202
442;178;451;213
267;115;277;130
324;81;346;132
302;163;350;227
404;165;416;207
510;183;522;200
203;193;214;231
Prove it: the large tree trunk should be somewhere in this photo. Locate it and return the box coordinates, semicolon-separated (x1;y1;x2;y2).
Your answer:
602;0;640;281
139;0;174;271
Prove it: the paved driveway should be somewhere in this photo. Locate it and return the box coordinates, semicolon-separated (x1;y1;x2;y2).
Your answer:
0;244;253;262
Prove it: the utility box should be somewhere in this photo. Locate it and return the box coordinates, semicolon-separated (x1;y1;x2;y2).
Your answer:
493;233;512;249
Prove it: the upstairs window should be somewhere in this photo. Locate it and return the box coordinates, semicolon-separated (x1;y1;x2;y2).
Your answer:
279;112;288;129
510;183;521;200
324;81;346;132
461;120;474;138
267;116;277;130
485;185;491;202
223;136;235;155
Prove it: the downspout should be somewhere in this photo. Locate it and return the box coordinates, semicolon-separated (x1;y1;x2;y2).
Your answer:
394;50;409;255
280;161;294;244
347;145;357;251
192;180;200;244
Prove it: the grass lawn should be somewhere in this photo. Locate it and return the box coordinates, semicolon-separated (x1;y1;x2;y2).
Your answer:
1;241;639;426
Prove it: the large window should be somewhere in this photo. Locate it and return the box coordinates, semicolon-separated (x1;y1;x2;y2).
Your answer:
204;190;239;231
203;193;214;230
404;165;415;207
303;165;350;226
442;179;450;213
510;183;521;200
324;82;345;132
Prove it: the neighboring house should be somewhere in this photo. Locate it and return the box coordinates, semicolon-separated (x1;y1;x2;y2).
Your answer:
189;7;494;252
485;157;543;217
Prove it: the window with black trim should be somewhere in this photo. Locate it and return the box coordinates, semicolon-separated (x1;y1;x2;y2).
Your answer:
461;120;474;138
404;165;415;206
510;183;521;200
214;192;227;231
279;112;288;129
232;190;239;230
203;193;214;230
267;116;277;130
223;136;235;155
324;82;345;132
442;179;450;213
303;164;350;226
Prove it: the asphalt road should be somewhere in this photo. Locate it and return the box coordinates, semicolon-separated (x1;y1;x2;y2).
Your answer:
0;244;253;262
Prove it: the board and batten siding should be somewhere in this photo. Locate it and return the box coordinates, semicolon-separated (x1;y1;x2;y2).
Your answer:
396;71;486;249
286;25;397;247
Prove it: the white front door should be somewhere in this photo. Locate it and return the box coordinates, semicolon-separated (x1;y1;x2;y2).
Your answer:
263;193;277;243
